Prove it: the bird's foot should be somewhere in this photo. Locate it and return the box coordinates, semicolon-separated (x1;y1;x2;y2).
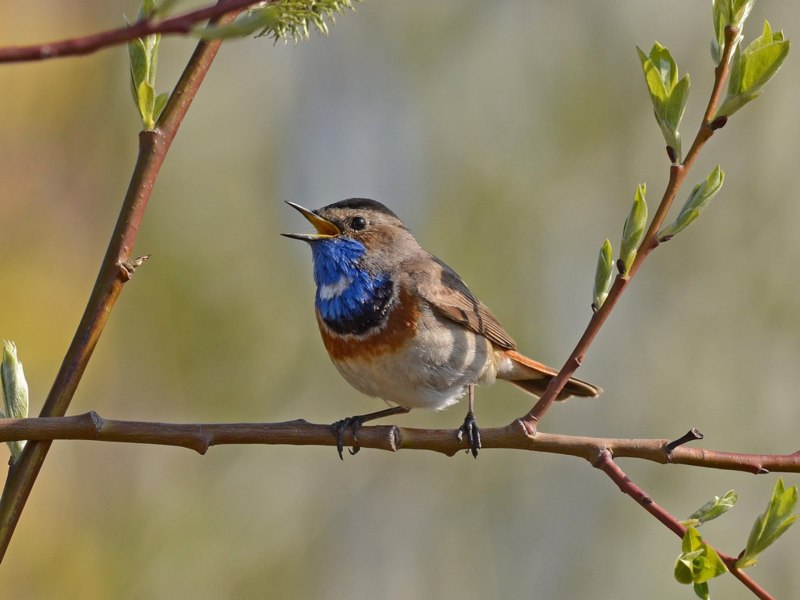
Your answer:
331;416;366;460
457;411;481;458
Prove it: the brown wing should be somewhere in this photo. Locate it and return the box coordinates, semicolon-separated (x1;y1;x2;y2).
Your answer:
407;254;517;350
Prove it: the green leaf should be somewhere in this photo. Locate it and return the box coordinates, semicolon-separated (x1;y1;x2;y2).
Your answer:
665;74;690;133
145;33;161;88
711;2;725;64
128;37;150;92
740;22;789;91
659;166;724;241
137;0;159;21
592;239;614;310
153;93;169;123
682;490;738;527
637;43;690;160
693;582;710;600
619;184;648;274
717;21;790;117
127;1;168;129
713;0;755;32
736;478;798;568
136;81;156;130
638;44;671;104
711;0;754;67
675;528;728;586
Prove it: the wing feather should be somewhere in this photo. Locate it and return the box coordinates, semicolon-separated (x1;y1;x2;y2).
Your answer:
406;255;517;350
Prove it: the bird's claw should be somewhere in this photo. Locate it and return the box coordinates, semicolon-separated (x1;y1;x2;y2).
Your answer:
457;411;481;458
331;416;364;460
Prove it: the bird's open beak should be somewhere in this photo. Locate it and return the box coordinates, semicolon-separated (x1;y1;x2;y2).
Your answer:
281;202;341;241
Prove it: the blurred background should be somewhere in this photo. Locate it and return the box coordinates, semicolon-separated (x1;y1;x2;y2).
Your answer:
1;1;799;598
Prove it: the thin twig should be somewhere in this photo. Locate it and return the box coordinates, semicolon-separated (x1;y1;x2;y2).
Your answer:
665;428;704;453
521;25;740;432
0;6;245;563
0;413;798;474
594;450;773;600
0;0;264;63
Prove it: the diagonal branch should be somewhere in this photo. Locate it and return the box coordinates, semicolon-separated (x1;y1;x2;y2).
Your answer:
0;0;264;63
520;25;741;432
0;6;245;563
595;450;773;600
0;413;798;475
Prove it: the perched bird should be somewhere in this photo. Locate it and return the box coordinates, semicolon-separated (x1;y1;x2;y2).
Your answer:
283;199;600;458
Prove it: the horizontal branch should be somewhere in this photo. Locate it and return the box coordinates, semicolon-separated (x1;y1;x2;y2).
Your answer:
0;413;798;473
0;0;263;63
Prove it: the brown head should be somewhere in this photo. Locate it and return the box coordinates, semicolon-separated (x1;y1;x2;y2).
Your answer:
282;198;423;274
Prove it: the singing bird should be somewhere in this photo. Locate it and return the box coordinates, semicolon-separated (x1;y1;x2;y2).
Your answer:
283;199;600;458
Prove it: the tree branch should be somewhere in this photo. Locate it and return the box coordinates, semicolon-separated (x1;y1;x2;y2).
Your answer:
520;26;740;432
595;450;773;600
0;5;245;562
0;413;798;475
0;0;264;63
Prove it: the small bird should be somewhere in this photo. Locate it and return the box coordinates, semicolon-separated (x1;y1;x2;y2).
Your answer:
283;199;600;458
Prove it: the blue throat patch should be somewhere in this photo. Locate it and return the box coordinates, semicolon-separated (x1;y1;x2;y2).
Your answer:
310;238;394;335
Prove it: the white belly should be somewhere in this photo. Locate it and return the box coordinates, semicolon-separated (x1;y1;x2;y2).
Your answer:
331;308;497;411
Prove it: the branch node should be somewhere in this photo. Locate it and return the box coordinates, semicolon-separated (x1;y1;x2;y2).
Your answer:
709;116;728;131
756;466;770;475
193;429;211;455
87;411;104;432
118;255;151;281
666;145;678;164
388;425;402;452
517;417;538;437
591;446;611;469
664;428;704;454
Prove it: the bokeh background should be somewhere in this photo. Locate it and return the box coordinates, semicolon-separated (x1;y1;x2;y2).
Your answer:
1;1;799;598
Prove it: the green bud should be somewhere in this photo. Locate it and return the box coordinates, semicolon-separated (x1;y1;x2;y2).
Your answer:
674;527;728;586
1;341;30;461
592;239;614;310
659;166;724;241
127;0;166;130
736;478;798;568
637;43;690;161
681;490;738;527
137;0;159;21
619;184;648;275
711;0;754;63
717;21;790;118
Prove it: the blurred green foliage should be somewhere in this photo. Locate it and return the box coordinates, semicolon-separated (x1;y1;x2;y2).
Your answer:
0;1;799;598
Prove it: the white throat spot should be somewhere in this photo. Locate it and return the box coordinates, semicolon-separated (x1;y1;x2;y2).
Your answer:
319;276;353;300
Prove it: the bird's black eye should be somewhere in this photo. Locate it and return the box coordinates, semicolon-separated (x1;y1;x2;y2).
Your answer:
350;216;367;231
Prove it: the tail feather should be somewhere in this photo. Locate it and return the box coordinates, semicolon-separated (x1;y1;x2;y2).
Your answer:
498;350;601;401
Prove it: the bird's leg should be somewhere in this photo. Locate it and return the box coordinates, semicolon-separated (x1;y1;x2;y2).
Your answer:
331;405;411;460
457;384;481;458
